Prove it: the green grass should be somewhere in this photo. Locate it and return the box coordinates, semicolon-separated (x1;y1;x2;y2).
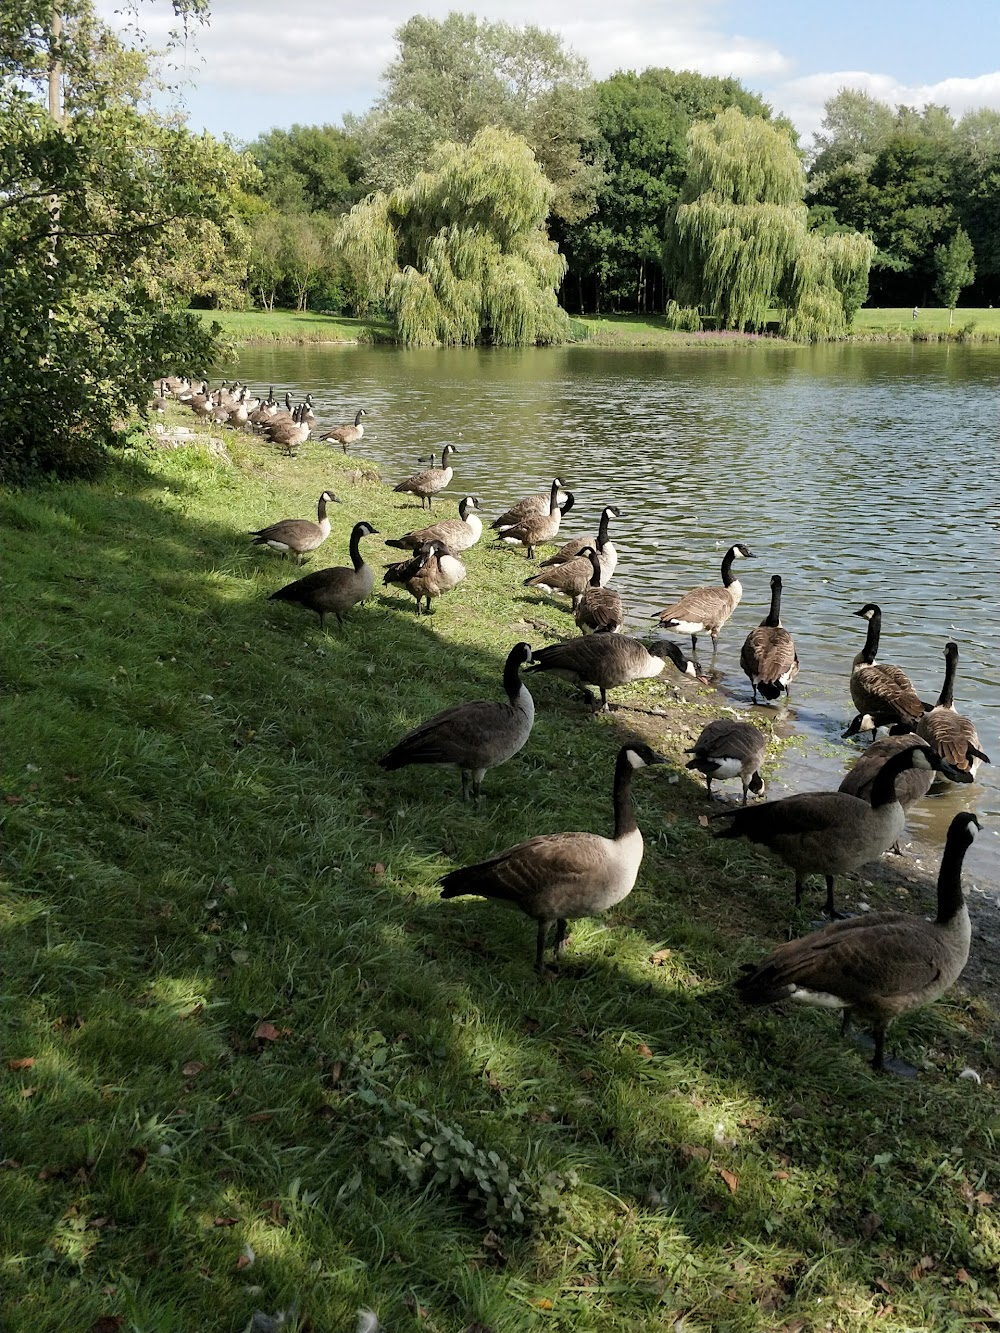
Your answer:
2;417;998;1332
849;307;1000;339
197;308;392;345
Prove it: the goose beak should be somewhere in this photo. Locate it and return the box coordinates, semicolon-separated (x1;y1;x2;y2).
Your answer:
939;760;975;784
648;751;669;765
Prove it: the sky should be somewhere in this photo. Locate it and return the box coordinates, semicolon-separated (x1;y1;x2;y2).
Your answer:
103;0;1000;147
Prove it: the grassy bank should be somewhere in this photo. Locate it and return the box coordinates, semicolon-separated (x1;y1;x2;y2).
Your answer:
2;421;998;1332
198;305;1000;350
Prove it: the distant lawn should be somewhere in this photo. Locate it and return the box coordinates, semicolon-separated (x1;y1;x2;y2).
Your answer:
194;305;1000;349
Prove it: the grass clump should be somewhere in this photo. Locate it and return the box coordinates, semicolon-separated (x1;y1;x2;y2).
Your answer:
0;416;997;1332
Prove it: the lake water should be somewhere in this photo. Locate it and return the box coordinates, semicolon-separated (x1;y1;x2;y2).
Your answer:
217;340;999;892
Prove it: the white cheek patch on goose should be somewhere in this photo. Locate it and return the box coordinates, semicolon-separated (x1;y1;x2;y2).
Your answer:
626;749;647;769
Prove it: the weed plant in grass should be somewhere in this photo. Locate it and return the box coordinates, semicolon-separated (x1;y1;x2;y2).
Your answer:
1;417;998;1332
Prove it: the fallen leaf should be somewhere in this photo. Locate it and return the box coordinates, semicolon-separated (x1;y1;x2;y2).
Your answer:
956;1268;971;1283
87;1216;113;1230
697;815;709;827
235;1242;255;1271
404;1292;429;1318
247;1111;274;1124
718;1168;739;1194
529;1299;554;1310
328;1061;343;1087
637;1043;654;1059
976;1191;994;1206
214;1216;239;1227
20;1086;37;1099
874;1278;893;1295
0;1159;21;1170
4;794;24;805
773;1170;790;1181
679;1143;710;1162
370;862;385;878
7;1057;36;1071
254;1022;281;1042
181;1061;205;1077
649;949;672;966
90;1318;124;1333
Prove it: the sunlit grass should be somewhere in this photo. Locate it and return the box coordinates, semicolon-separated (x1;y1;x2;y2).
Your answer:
0;413;997;1330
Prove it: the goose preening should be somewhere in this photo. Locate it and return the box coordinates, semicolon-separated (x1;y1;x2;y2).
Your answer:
916;642;990;779
383;539;467;614
438;742;666;970
523;544;599;611
495;477;567;559
714;743;973;918
269;521;379;628
491;482;570;530
686;719;766;804
249;491;340;564
378;642;535;802
575;548;624;634
652;542;755;657
393;445;457;509
540;505;620;584
321;408;368;452
839;726;936;812
526;634;704;712
385;495;483;554
736;812;981;1074
849;603;929;734
740;574;799;703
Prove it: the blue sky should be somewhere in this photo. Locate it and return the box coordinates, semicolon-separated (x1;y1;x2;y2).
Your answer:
109;0;1000;147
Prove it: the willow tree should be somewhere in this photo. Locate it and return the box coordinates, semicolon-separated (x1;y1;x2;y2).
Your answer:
338;127;569;346
667;108;873;337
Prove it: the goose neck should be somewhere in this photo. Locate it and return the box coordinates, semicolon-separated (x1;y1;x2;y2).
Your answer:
721;548;739;587
349;527;366;571
860;611;881;665
869;746;919;808
935;830;970;924
937;647;958;709
763;579;783;628
612;749;639;839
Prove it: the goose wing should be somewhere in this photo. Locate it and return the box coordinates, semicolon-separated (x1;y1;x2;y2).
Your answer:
439;831;605;911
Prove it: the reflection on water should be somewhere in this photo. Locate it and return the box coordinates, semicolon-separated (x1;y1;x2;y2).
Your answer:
217;341;1000;890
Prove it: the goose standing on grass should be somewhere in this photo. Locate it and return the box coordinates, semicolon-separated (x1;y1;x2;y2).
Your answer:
527;635;704;712
540;505;621;584
735;812;981;1074
575;547;624;634
491;482;570;530
714;743;973;919
653;542;755;657
268;521;379;628
249;491;340;564
321;408;368;452
379;642;535;802
495;477;567;559
523;545;599;611
740;574;799;703
916;641;990;779
439;742;666;970
849;603;929;734
264;403;311;457
393;445;457;509
385;495;483;554
686;719;766;804
383;539;467;614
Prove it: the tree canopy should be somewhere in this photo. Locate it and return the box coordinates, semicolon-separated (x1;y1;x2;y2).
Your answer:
668;108;873;338
245;123;362;215
349;12;600;224
0;0;246;479
337;126;569;346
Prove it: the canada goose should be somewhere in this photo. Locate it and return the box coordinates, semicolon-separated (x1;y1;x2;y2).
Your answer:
849;603;928;733
838;727;935;852
383;539;467;614
393;445;457;509
740;574;799;703
379;642;535;801
527;634;703;712
385;495;483;554
150;381;169;413
916;642;990;779
321;408;368;452
653;543;755;656
736;812;981;1074
495;478;566;559
491;482;570;530
575;548;624;634
523;544;599;610
714;743;973;918
268;521;379;628
686;719;766;804
249;491;340;564
438;742;666;970
540;505;620;584
265;403;311;457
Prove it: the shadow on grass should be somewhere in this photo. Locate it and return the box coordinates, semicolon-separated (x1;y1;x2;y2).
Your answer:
0;442;994;1332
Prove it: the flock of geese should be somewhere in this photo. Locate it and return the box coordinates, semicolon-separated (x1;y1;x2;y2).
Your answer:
157;378;991;1076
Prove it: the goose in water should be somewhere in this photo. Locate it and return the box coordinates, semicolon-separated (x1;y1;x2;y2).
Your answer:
740;574;799;703
849;603;928;734
652;543;755;657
